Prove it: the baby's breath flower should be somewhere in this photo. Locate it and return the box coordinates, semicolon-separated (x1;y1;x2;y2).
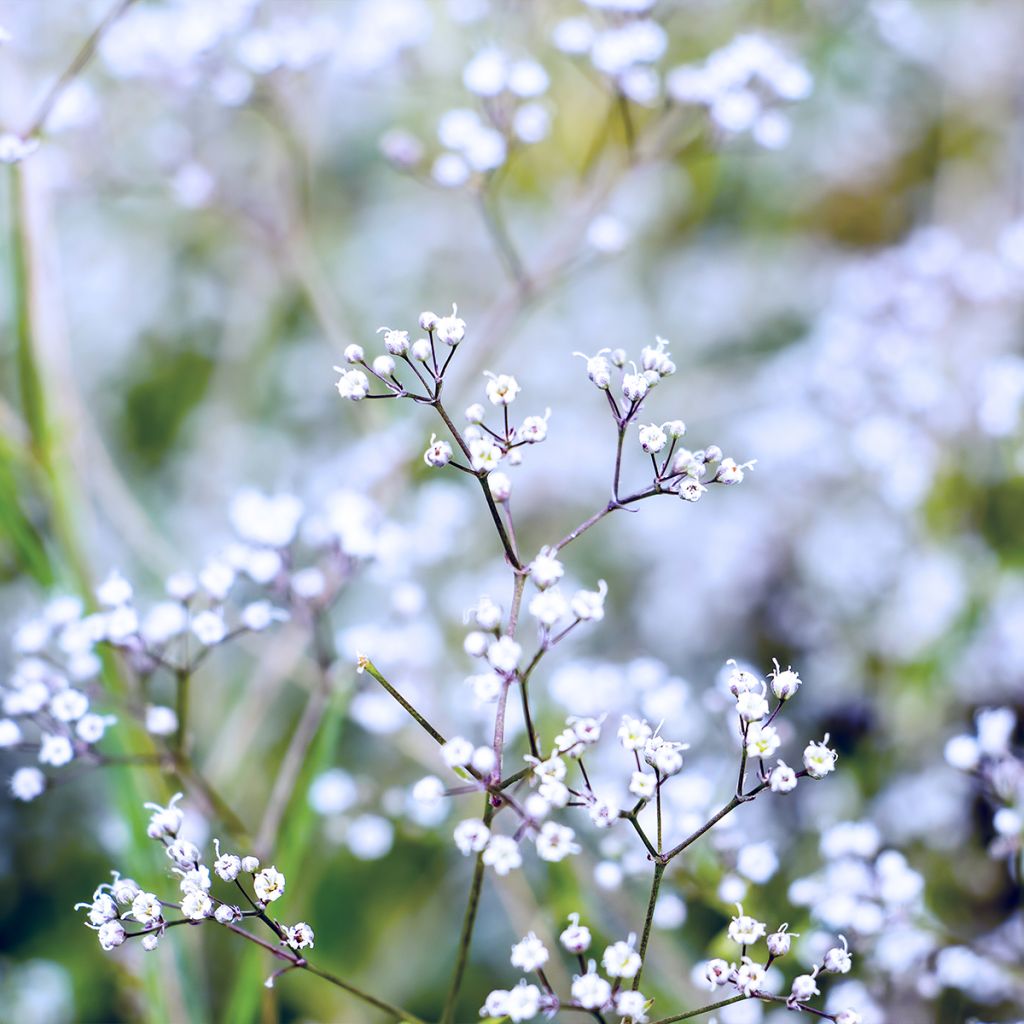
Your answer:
334;366;370;400
441;736;474;768
746;723;781;758
622;364;649;402
181;890;213;921
630;770;656;800
602;933;642;978
484;371;521;406
454;818;491;855
424;434;453;467
487;636;522;673
560;913;591;953
728;904;766;945
434;303;466;346
285;922;315;950
734;956;765;995
705;957;731;990
618;715;652;751
518;409;550;443
535;821;580;862
253;866;285;903
488;471;512;501
130;891;163;927
97;920;126;950
823;934;852;973
638;423;667;454
377;327;409;355
571;962;612;1010
145;793;185;839
482;834;522;875
511;932;549;972
469;438;502;473
343;343;364;363
767;923;795;956
716;457;755;484
803;734;838;779
616;989;648;1023
736;688;769;722
770;660;802;700
574;349;613;390
570;580;608;621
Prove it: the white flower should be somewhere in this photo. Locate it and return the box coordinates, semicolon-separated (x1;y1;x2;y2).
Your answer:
529;588;568;627
481;990;510;1017
622;365;649;402
241;856;260;873
215;904;239;924
716;457;755;484
130;892;163;927
705;958;731;990
454;818;491;855
502;980;541;1022
96;570;133;607
473;596;503;630
602;933;641;978
0;718;22;747
487;636;522;673
410;337;432;361
469;437;502;473
745;723;781;758
39;733;74;767
434;303;466;346
589;798;619;829
465;402;485;423
482;834;522;875
377;327;409;355
615;989;648;1023
574;349;613;389
638;423;667;454
253;866;286;903
333;366;370;400
145;793;184;838
770;661;801;700
241;601;288;632
105;605;139;644
535;821;580;862
286;922;315;950
511;932;549;972
50;688;90;720
468;671;502;703
77;891;118;926
678;478;706;502
803;734;838;779
767;924;795;957
214;841;242;882
734;956;765;995
823;935;852;973
110;876;140;905
736;689;769;722
484;371;521;406
835;1011;862;1024
97;920;126;950
489;471;512;501
571;963;612;1010
442;736;474;768
790;972;819;1002
769;760;798;793
530;548;564;589
728;904;766;945
344;343;364;363
142;601;188;644
0;132;39;164
618;715;652;751
630;771;656;800
518;410;550;443
181;889;213;921
166;838;200;869
145;705;178;736
570;580;608;621
191;609;227;646
560;913;591;953
372;354;396;377
424;434;453;467
199;561;234;600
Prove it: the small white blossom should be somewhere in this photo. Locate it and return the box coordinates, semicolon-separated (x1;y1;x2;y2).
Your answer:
454;818;491;855
530;548;564;589
803;734;838;779
638;423;667;454
535;821;580;862
570;580;607;621
487;636;522;673
630;771;656;799
166;838;200;869
434;303;466;346
343;343;364;363
622;365;649;402
39;733;74;767
97;570;133;607
482;834;522;875
505;981;541;1023
770;760;798;793
615;989;648;1023
705;958;731;990
770;661;802;700
734;956;765;995
736;688;769;722
602;933;641;979
678;478;706;502
574;349;613;390
560;913;591;953
130;892;163;927
442;736;474;768
767;924;795;957
181;889;213;921
571;963;612;1010
823;935;852;973
469;437;502;473
253;866;286;903
145;793;185;838
334;367;370;400
286;922;315;950
511;932;549;972
424;434;453;467
372;355;396;377
191;609;227;646
790;972;819;1003
378;327;410;355
215;904;240;924
518;410;550;443
484;371;521;406
97;920;126;950
746;723;781;759
728;904;766;945
488;471;512;501
529;588;568;627
716;457;755;484
589;798;619;829
618;715;652;751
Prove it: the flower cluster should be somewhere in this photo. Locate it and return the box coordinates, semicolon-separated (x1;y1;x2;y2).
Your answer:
76;794;313;980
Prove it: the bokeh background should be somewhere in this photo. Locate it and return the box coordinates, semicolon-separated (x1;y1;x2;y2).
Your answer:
1;0;1023;1022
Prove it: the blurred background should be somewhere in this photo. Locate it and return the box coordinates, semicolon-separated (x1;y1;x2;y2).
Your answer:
1;0;1023;1022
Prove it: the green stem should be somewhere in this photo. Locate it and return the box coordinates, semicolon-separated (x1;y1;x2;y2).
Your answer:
648;994;748;1024
632;860;664;990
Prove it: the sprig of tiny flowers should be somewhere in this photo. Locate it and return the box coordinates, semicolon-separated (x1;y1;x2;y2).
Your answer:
3;488;357;807
698;911;859;1023
482;918;650;1023
76;793;309;972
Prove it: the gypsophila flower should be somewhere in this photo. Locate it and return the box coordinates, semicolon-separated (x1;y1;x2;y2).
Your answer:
146;793;185;838
334;367;370;400
570;580;607;621
343;343;364;363
572;963;612;1010
465;402;485;423
377;327;409;355
372;355;396;377
616;990;648;1023
728;904;766;945
50;688;89;721
734;956;765;995
518;410;550;443
191;609;227;646
454;818;491;855
767;924;795;956
575;349;612;389
77;891;118;926
736;688;769;722
489;471;512;501
835;1011;862;1024
0;719;21;747
641;336;674;375
241;856;260;873
560;913;591;953
618;715;652;751
434;304;466;346
622;365;649;402
442;736;474;768
602;933;641;978
484;372;521;406
39;733;74;767
96;920;126;950
638;423;667;454
482;834;522;875
424;435;453;467
716;457;755;484
511;932;549;972
253;866;285;903
487;636;522;673
110;875;139;904
129;892;162;927
678;478;706;502
803;734;838;779
166;839;200;869
141;933;160;951
769;760;798;793
215;904;240;924
285;922;315;950
770;660;802;700
790;972;819;1002
705;958;731;989
181;890;213;921
823;935;852;973
529;588;568;627
530;548;564;589
482;990;511;1017
535;821;580;862
12;767;47;801
630;770;656;799
214;842;242;882
589;798;619;829
746;723;781;758
469;437;502;473
505;980;541;1023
